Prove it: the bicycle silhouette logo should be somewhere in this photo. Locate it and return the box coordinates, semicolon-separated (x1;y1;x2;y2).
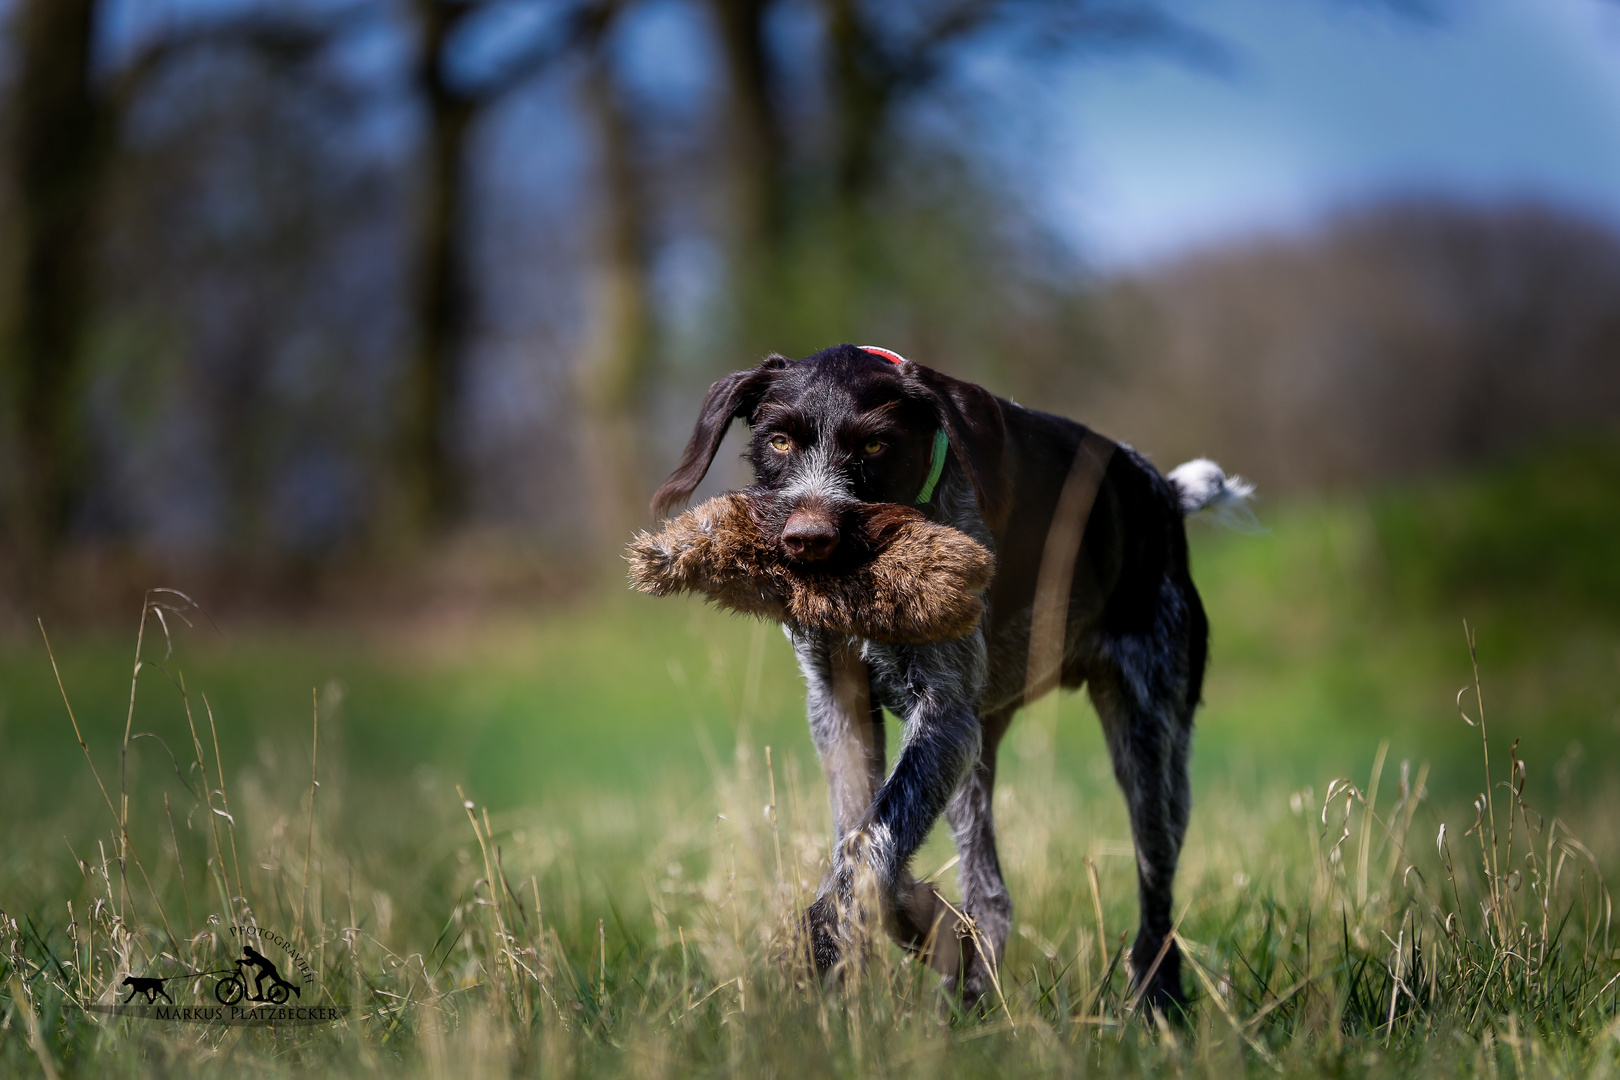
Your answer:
213;946;302;1006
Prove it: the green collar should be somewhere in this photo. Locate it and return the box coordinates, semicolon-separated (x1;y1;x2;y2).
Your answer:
915;429;949;505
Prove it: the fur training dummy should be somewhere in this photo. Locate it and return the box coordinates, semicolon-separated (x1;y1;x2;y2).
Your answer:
626;494;994;644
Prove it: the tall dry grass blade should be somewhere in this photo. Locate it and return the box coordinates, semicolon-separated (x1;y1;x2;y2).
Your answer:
1242;966;1335;1032
1176;933;1281;1070
39;620;120;829
127;844;184;962
298;687;319;942
598;917;608;1011
118;596;157;920
1085;856;1108;986
202;693;247;922
112;591;201;925
677;975;743;1020
1461;620;1507;946
494;846;531;939
1382;761;1430;896
181;675;236;920
7;974;61;1080
936;893;1014;1027
40;619;183;956
1357;739;1388;907
65;899;84;1005
765;745;783;887
456;787;516;1002
163;793;194;936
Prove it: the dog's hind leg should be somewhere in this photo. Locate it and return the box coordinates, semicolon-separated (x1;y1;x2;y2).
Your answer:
1087;601;1198;1015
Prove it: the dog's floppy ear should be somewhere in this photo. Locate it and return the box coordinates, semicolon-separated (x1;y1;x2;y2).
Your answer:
903;362;1009;529
651;354;789;516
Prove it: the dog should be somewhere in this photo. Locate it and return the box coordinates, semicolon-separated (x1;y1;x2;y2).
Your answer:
121;975;174;1004
651;344;1253;1012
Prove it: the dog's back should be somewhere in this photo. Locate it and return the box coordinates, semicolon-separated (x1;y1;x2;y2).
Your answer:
957;400;1204;718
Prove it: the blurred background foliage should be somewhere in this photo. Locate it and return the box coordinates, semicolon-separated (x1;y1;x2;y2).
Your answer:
1;0;1615;623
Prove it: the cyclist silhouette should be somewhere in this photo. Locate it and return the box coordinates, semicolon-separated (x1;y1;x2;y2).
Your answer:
241;945;285;1001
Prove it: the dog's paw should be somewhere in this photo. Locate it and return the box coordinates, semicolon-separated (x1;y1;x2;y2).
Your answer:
767;898;831;986
801;896;844;977
938;909;1006;1018
1130;931;1189;1023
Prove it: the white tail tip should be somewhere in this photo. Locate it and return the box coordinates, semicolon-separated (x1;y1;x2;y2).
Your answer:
1168;458;1264;533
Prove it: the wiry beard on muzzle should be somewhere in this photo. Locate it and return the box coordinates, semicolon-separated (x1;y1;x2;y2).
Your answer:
779;442;858;511
750;443;870;572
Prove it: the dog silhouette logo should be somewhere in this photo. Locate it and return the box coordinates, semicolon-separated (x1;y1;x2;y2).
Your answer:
120;975;174;1004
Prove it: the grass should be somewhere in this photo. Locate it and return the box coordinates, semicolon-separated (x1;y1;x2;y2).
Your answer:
2;438;1619;1077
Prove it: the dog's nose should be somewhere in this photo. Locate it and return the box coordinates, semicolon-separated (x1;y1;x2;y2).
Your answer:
781;511;840;562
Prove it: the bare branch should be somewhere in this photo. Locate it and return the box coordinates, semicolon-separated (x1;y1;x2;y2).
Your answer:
107;4;376;117
455;0;620;107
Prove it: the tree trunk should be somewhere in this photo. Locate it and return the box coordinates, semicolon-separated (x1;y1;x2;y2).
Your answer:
824;0;886;206
709;0;794;357
401;0;474;537
711;0;786;248
576;51;654;550
2;0;103;579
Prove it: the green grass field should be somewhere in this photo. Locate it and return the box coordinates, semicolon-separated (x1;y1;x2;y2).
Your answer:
2;441;1618;1078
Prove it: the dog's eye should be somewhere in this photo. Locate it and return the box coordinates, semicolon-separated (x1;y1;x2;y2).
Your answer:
769;434;792;453
862;439;885;456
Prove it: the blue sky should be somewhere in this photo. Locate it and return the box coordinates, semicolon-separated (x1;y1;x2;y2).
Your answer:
1037;0;1620;267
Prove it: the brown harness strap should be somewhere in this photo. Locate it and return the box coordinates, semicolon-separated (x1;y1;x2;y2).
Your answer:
1023;431;1116;705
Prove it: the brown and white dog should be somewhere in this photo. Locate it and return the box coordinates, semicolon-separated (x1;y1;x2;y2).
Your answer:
651;344;1253;1012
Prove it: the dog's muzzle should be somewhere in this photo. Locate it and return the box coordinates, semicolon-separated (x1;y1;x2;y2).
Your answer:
780;509;840;562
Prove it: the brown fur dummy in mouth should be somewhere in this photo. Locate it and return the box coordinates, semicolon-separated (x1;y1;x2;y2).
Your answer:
626;494;995;644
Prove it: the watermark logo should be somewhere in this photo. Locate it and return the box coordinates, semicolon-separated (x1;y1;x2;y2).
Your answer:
86;925;347;1026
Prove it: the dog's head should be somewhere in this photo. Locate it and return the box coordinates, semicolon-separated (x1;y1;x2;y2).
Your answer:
651;344;1006;568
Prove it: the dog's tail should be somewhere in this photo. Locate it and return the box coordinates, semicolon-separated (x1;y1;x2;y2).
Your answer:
1168;458;1263;533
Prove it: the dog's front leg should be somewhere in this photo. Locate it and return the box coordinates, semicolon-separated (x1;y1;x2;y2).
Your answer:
806;637;985;985
792;628;889;974
794;630;885;840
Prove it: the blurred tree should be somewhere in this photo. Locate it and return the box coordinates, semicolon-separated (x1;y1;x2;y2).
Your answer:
399;0;615;536
575;9;658;546
1;0;104;585
98;32;399;581
707;0;1223;362
708;0;787;300
0;0;351;588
